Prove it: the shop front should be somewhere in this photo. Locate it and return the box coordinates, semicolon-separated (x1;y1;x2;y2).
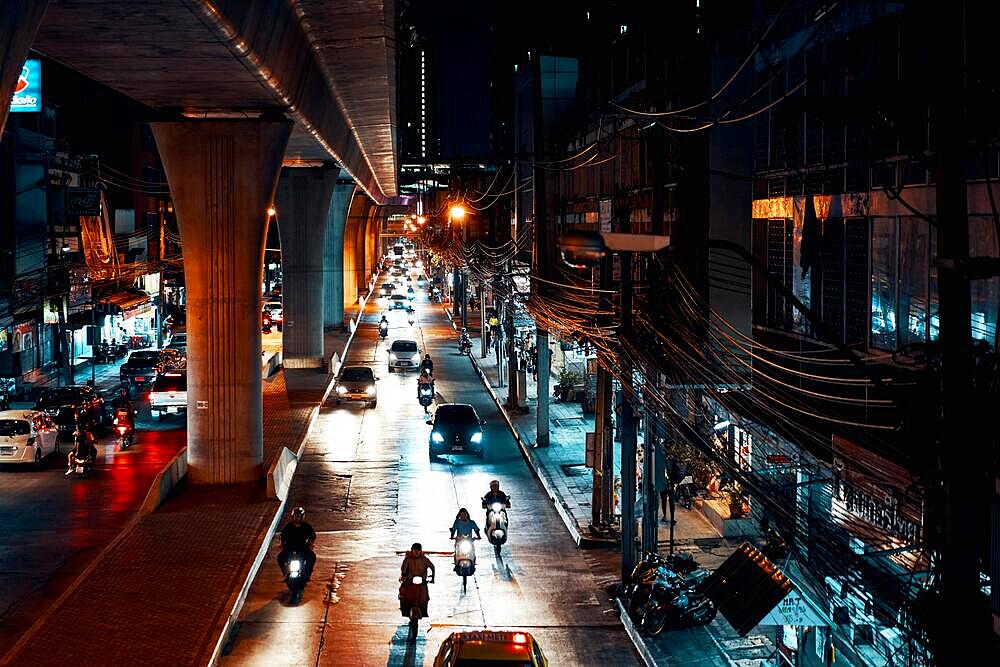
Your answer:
98;291;156;349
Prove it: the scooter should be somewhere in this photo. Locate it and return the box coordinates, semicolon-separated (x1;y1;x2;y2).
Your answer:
418;384;434;412
113;413;134;450
379;322;389;340
284;551;310;604
67;454;95;479
623;551;666;615
458;335;472;356
399;572;434;630
483;497;511;556
453;536;478;593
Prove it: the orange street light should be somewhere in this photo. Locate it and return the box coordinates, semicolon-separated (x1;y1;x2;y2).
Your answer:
448;204;467;222
267;206;277;217
417;216;426;224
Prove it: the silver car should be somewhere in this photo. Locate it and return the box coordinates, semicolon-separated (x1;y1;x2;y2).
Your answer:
387;339;421;373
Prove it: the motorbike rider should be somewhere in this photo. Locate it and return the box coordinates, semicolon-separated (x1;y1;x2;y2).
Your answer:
417;369;435;413
419;354;434;375
450;508;482;541
66;427;98;475
399;542;435;620
379;314;389;336
277;506;317;582
481;480;511;537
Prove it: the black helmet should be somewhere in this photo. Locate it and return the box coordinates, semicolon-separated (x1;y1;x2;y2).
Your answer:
291;506;305;519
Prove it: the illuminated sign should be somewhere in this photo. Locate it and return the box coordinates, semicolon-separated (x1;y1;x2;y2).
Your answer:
11;59;41;113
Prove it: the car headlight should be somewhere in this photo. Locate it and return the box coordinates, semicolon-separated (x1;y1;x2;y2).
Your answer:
366;385;376;395
336;385;347;394
470;432;482;444
389;353;397;360
431;431;444;443
458;540;473;555
411;353;421;363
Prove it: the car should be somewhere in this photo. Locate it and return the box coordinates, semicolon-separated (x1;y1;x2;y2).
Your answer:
390;294;408;310
120;349;180;391
427;403;485;459
333;366;378;408
0;410;59;469
264;300;283;329
433;630;548;667
387;339;421;372
34;385;108;439
149;371;186;420
380;282;395;297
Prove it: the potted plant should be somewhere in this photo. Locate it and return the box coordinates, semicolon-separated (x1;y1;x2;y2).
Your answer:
722;479;748;519
557;369;582;401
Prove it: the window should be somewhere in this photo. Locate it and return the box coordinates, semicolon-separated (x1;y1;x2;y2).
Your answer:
871;217;897;350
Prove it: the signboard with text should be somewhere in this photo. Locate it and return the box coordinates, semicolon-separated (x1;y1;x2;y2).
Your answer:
11;59;41;113
67;188;102;216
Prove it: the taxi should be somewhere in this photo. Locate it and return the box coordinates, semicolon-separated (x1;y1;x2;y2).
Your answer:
433;630;548;667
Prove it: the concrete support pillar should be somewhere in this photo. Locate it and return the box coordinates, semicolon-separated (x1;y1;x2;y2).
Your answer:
152;120;291;484
343;193;368;312
0;1;49;137
275;166;336;368
536;328;551;447
323;176;354;330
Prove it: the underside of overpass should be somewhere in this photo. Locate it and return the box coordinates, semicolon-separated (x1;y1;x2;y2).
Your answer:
0;0;400;482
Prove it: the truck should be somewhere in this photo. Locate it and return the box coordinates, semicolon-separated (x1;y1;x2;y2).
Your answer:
149;371;186;420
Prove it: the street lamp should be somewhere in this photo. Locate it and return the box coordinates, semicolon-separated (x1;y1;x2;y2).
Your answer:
558;230;670;269
448;204;467;222
267;206;277;218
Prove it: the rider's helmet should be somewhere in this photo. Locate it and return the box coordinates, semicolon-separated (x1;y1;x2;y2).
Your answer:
291;506;306;520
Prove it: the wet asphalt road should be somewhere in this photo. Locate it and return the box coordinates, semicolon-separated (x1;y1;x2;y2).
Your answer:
0;396;185;652
223;290;638;666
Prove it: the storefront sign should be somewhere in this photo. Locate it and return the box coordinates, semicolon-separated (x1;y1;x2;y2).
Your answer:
766;454;792;465
832;435;924;545
43;298;64;325
0;326;9;353
11;59;41;113
66;187;101;216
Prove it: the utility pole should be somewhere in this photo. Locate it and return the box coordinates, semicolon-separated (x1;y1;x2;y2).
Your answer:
620;249;638;581
593;247;614;528
926;4;987;662
532;52;551;448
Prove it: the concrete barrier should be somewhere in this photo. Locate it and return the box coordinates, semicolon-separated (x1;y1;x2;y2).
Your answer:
326;352;342;376
261;350;282;378
138;446;188;515
266;446;298;501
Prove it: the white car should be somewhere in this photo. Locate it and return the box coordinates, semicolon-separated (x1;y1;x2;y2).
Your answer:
387;339;422;372
0;410;59;469
264;301;283;329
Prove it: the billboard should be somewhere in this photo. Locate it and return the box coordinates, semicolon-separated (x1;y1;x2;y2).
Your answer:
11;59;41;113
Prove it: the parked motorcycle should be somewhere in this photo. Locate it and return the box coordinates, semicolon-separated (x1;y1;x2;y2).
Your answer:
453;536;478;593
483;496;510;556
284;551;309;604
623;551;666;615
639;582;717;635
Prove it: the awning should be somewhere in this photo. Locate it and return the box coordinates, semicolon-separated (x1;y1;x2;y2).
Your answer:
700;542;794;636
97;291;150;315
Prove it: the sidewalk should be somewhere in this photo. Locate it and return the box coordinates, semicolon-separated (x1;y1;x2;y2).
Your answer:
456;324;777;666
1;294;373;667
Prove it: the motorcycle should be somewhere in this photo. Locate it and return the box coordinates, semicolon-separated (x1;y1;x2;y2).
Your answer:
458;335;472;356
418;384;434;412
453;536;478;593
68;454;95;479
407;313;415;326
399;572;434;629
483;497;510;556
113;411;134;449
639;582;717;635
623;551;666;615
284;551;310;604
379;322;389;340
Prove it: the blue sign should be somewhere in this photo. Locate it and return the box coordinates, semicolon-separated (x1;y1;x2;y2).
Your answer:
11;59;41;113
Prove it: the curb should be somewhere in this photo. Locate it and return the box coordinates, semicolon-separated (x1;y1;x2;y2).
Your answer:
615;598;658;667
438;304;606;549
206;275;378;667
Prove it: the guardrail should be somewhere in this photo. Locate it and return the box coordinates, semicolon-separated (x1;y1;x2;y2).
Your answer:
138;446;188;514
